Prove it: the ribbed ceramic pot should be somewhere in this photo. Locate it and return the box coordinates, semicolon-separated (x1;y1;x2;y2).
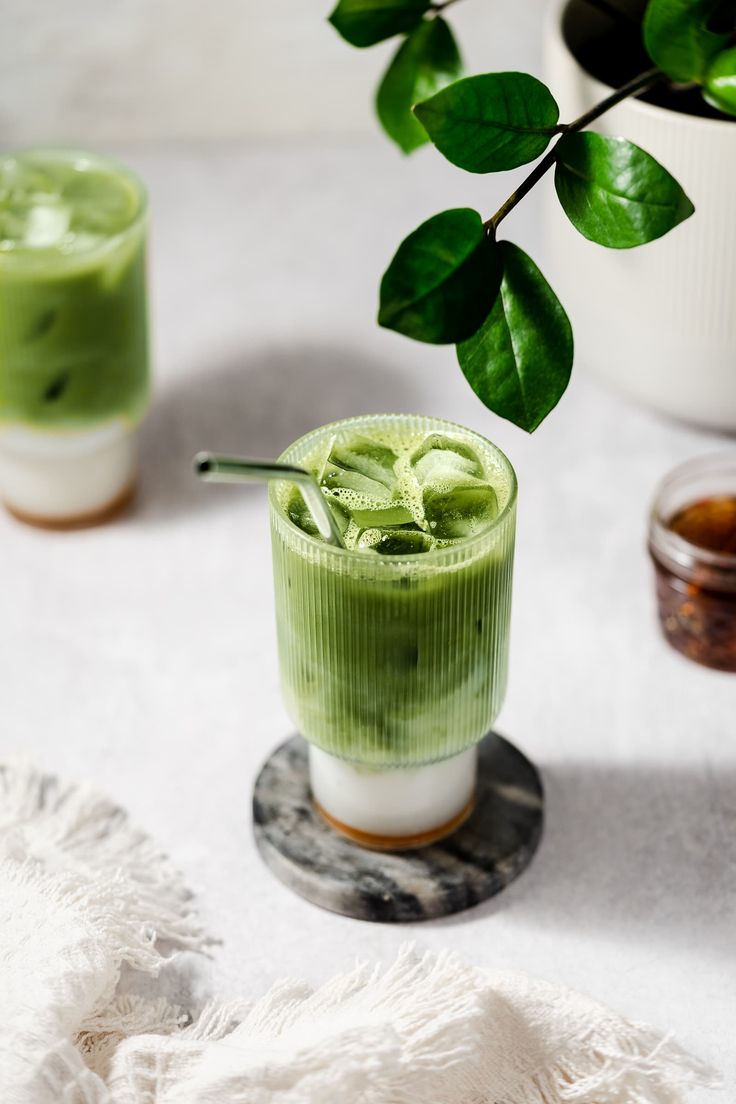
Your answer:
543;0;736;430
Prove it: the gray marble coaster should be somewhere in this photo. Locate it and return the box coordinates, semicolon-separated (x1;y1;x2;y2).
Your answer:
252;733;544;923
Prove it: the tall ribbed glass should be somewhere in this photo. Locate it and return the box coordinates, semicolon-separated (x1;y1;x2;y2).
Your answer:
269;415;517;772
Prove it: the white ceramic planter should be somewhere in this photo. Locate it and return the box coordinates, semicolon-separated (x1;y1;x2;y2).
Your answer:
543;0;736;430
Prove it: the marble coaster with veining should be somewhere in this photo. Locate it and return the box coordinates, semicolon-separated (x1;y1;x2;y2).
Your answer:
252;733;544;923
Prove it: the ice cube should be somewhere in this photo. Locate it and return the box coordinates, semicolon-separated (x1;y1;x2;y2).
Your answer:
320;435;412;528
422;483;498;540
287;488;318;535
64;167;139;237
327;498;351;536
321;435;398;493
287;488;349;538
321;463;391;502
356;527;383;550
22;203;70;248
410;433;484;484
413;448;479;486
374;530;434;555
349;503;414;528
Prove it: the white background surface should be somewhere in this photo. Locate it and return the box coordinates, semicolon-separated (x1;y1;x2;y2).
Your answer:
0;0;547;143
1;141;734;1098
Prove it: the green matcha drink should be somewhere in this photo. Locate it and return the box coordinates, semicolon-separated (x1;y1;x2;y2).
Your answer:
269;414;517;846
0;148;149;525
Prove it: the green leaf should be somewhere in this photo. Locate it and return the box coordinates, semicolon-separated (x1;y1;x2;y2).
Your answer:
376;18;463;154
328;0;430;47
643;0;730;81
457;243;572;433
413;72;559;173
703;46;736;114
378;208;501;344
554;132;694;249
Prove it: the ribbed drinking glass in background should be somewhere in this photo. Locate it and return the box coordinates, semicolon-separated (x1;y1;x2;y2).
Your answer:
0;148;149;527
269;413;517;848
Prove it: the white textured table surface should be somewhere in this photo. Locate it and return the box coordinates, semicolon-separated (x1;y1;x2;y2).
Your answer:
2;144;734;1099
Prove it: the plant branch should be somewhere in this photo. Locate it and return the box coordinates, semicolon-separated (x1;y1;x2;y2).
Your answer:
559;64;662;132
430;0;464;10
486;66;663;232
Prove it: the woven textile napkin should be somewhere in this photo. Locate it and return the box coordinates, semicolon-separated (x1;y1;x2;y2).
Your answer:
0;761;717;1104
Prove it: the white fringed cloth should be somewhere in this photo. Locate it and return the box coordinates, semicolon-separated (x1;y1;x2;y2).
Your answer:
0;762;717;1104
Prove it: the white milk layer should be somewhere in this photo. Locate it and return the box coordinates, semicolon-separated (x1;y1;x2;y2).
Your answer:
309;745;477;838
0;420;135;520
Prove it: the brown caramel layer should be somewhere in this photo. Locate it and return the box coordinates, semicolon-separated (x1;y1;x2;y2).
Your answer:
4;481;135;531
313;796;475;851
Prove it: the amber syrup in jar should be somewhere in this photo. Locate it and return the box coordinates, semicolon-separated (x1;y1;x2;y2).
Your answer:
649;456;736;672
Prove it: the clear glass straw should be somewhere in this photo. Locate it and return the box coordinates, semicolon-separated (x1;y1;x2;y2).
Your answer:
194;452;346;548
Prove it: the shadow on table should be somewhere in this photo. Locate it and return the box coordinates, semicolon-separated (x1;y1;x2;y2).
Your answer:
135;342;416;523
116;952;210;1020
433;760;736;957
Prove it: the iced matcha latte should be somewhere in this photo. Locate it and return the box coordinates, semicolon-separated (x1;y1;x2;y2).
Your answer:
0;148;149;525
270;414;517;847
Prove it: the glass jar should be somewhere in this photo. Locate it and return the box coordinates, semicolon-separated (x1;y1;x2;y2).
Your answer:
648;453;736;672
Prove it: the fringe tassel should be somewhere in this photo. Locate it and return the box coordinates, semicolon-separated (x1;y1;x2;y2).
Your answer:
78;995;188;1081
0;764;719;1104
1;761;212;1101
0;760;210;960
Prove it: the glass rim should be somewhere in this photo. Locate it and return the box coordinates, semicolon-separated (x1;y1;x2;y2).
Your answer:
268;412;518;565
0;145;148;269
649;451;736;573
